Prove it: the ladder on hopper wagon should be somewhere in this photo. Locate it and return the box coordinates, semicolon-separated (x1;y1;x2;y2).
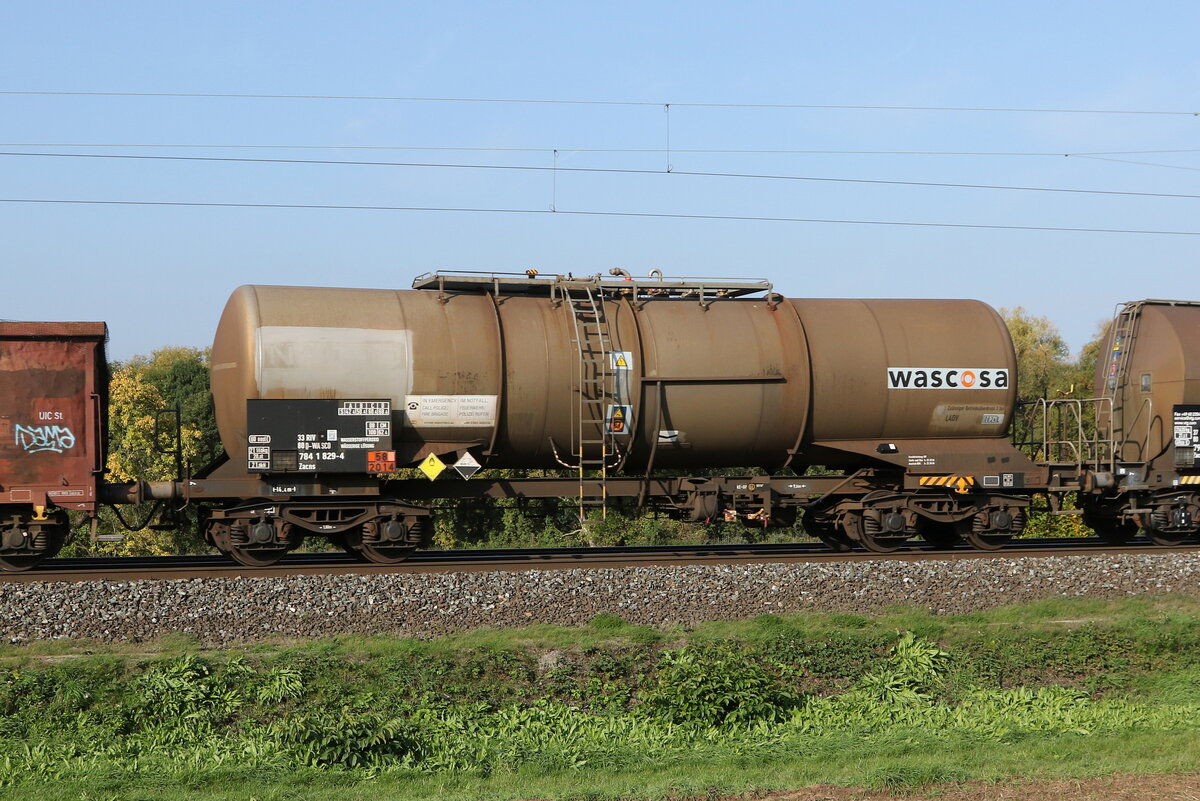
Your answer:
558;281;617;526
1102;301;1145;463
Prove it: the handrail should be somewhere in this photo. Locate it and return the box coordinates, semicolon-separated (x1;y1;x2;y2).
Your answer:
1016;397;1116;470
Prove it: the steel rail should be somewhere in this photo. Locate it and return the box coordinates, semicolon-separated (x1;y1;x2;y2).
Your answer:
8;538;1200;584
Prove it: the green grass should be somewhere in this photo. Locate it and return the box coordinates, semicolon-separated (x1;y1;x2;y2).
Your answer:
14;728;1200;801
6;596;1200;799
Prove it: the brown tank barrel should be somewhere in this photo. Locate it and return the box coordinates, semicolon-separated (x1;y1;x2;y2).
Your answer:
792;298;1017;442
1094;300;1200;470
210;285;1017;472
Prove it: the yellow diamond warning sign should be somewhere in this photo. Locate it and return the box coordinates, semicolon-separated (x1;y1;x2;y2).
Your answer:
418;452;446;480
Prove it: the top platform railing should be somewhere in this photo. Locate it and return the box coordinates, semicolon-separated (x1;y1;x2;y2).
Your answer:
412;269;773;301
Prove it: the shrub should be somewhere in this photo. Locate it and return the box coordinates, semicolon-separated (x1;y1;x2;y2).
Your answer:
639;643;797;727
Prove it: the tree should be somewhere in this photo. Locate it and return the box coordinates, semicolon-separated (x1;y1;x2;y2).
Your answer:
1000;307;1073;402
121;347;223;471
1064;319;1111;400
63;348;220;556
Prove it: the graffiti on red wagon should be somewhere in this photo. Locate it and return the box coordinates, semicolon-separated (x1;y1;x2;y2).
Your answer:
14;424;76;454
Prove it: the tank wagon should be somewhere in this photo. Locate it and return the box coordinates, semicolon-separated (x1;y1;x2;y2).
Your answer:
1047;300;1200;545
2;272;1200;570
194;271;1033;565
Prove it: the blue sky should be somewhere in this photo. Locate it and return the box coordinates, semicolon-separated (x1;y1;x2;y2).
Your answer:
1;1;1197;359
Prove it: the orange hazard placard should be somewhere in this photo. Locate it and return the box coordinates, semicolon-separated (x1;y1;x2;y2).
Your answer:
367;451;396;473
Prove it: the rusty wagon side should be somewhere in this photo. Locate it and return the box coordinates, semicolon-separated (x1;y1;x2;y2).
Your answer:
0;322;108;570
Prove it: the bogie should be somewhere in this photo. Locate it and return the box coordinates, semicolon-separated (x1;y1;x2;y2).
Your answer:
0;506;69;572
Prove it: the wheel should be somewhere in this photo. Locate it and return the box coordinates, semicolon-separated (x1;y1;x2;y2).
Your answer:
843;510;908;553
1141;508;1195;546
0;555;45;572
919;518;967;549
803;511;853;552
1146;530;1187;546
343;519;418;564
1143;518;1187;546
222;545;287;567
0;509;68;572
964;528;1011;551
207;519;288;567
962;513;1012;551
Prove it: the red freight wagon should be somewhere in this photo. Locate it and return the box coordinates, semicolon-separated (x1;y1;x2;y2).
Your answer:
0;322;108;570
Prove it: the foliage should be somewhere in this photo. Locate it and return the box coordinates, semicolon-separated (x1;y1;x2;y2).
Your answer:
124;346;224;469
1002;306;1074;402
271;708;418;768
1001;307;1111;461
64;347;219;557
104;363;206;483
639;642;799;726
5;600;1200;795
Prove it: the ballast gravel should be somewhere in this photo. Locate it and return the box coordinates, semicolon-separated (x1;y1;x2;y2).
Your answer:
2;552;1200;644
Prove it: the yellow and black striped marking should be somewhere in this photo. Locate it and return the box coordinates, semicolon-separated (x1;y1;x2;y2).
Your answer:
1179;475;1200;485
918;475;977;493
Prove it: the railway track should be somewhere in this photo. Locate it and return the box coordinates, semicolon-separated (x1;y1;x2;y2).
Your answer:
11;537;1200;583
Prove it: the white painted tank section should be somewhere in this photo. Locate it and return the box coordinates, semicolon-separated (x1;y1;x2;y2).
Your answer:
254;326;413;402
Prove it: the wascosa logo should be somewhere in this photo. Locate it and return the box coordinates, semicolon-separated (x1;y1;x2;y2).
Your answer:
886;368;1009;389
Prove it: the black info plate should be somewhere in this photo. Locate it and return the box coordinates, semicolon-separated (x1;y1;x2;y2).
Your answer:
246;399;395;474
1173;404;1200;468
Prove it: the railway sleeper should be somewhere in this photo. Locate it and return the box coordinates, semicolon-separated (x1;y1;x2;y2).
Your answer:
205;501;431;566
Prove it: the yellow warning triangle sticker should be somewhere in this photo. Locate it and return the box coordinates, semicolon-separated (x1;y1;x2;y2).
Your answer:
418;453;446;481
613;407;625;418
615;354;628;368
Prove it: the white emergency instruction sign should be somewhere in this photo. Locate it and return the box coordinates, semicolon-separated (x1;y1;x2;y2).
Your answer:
405;395;498;428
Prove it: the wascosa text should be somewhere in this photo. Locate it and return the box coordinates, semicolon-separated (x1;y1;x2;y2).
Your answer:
886;368;1009;390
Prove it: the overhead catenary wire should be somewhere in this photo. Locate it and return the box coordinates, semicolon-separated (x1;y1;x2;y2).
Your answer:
4;149;1199;201
1;197;1196;236
3;142;1200;157
1071;154;1200;172
1;89;1197;116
